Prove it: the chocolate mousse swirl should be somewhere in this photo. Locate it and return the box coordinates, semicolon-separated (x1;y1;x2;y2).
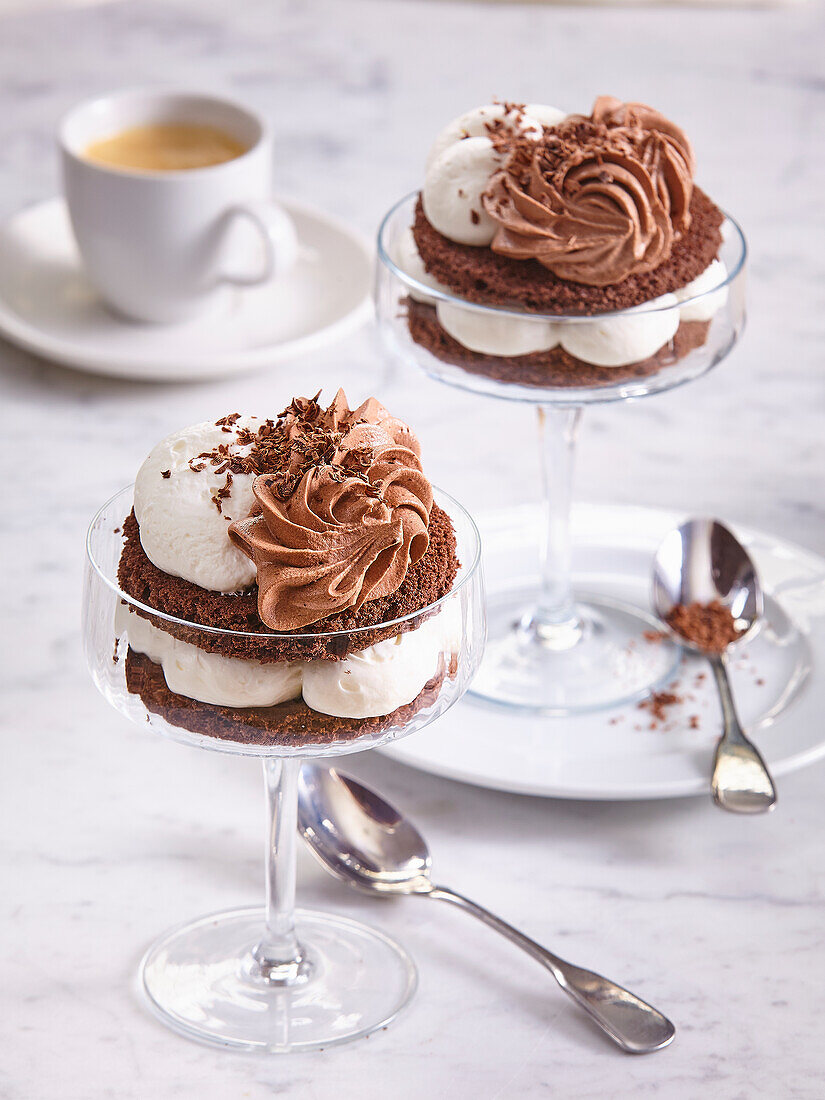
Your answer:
228;392;433;631
482;96;695;287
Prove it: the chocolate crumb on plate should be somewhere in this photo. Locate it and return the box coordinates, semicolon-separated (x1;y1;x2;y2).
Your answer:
638;689;683;727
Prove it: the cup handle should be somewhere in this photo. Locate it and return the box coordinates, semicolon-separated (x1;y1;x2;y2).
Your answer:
222;200;298;286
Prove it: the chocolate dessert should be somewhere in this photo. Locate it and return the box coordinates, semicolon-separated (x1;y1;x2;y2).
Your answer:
397;98;730;388
115;391;462;747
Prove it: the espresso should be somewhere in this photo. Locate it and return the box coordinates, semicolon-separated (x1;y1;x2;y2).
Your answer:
84;123;247;171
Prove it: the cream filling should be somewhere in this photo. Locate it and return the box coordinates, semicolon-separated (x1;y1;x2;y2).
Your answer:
436;300;558;356
116;602;459;720
558;293;681;368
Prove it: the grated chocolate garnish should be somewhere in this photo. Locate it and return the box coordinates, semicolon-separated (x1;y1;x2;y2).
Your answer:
188;397;391;514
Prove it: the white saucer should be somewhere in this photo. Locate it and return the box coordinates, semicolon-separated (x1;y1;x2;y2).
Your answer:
383;502;825;800
0;197;373;380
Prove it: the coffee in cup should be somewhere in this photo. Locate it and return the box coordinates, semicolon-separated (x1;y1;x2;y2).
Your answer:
84;123;247;172
60;90;297;323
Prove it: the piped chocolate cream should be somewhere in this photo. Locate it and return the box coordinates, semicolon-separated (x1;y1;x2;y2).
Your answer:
228;391;433;630
482;97;695;287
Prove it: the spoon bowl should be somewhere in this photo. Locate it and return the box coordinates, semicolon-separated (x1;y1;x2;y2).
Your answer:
297;766;432;894
652;518;763;652
651;517;776;814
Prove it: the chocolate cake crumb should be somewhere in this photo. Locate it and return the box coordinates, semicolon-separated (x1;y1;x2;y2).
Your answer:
643;629;668;644
117;504;458;663
689;715;700;730
638;690;683;728
407;297;709;389
124;649;455;748
161;470;171;479
666;600;744;653
412;187;723;314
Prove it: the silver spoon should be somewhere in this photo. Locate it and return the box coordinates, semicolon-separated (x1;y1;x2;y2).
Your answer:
297;764;675;1054
652;517;777;814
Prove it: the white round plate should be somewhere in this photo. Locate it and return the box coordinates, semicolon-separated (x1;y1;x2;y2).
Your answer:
0;197;372;380
382;502;825;800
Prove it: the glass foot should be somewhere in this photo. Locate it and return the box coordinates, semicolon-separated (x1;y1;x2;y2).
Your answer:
470;589;681;716
140;907;417;1052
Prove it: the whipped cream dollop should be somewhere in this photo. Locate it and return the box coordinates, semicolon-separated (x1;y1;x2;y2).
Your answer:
301;610;452;719
117;604;303;708
435;299;558;356
422;103;566;246
134;416;264;593
118;602;459;719
483;96;695;287
229;391;432;630
559;293;680;367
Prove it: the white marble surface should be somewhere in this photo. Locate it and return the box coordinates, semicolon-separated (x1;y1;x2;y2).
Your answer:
2;1;825;1097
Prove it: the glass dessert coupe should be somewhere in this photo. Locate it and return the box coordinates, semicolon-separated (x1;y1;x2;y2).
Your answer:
376;193;746;715
83;484;484;1052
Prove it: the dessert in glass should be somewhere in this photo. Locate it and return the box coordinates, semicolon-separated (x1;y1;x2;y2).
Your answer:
83;391;484;1052
376;97;746;715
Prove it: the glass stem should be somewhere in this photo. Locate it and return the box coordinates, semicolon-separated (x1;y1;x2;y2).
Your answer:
251;756;308;985
521;404;584;649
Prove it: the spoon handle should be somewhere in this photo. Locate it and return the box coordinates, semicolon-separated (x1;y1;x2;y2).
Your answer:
710;656;777;814
428;885;674;1054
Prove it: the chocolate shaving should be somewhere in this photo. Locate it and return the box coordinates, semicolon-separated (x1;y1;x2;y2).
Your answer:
186;397;392;514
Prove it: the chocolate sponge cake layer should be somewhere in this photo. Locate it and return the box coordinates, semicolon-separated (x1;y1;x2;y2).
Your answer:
407;298;712;389
117;503;459;663
412;188;724;316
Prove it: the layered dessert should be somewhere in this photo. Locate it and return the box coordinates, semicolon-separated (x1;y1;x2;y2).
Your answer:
115;391;460;747
395;98;729;387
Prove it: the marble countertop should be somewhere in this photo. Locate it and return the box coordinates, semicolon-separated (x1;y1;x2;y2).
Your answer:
2;1;824;1097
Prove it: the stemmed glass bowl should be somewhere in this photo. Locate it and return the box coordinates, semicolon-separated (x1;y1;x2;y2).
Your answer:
376;193;747;716
83;484;484;1052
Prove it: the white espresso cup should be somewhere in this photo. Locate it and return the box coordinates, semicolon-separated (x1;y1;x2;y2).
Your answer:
60;89;297;323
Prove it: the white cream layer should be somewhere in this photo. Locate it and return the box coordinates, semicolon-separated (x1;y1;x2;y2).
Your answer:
117;603;459;720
